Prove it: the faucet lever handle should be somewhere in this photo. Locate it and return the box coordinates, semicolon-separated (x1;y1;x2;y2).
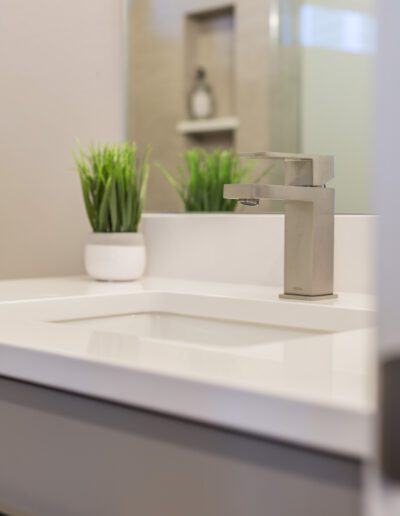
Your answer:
239;151;334;187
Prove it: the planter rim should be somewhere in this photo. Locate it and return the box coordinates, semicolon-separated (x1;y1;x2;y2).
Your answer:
87;232;144;247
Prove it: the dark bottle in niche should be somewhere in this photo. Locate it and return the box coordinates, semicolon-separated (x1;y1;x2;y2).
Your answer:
188;67;215;119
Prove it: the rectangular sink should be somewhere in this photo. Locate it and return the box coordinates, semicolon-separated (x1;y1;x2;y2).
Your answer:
16;288;369;366
60;312;331;351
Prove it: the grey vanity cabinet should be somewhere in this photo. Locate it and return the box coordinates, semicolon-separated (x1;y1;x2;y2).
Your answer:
0;377;361;516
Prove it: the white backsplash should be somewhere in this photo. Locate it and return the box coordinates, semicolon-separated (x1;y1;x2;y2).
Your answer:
141;214;376;294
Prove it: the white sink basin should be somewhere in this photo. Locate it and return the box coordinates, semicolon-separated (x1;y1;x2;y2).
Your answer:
60;311;330;351
44;289;375;362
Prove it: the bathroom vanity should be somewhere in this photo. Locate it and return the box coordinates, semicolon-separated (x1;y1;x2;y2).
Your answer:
0;0;380;512
0;215;376;516
0;377;363;516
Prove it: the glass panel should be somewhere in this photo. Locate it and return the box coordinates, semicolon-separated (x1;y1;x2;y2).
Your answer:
269;0;375;213
126;0;376;214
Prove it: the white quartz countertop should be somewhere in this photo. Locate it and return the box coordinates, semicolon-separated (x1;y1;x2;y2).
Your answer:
0;276;376;459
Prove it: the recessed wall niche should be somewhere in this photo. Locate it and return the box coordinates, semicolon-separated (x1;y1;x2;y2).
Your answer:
182;5;237;149
127;0;271;212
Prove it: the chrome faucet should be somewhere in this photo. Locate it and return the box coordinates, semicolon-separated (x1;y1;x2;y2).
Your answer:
224;152;337;300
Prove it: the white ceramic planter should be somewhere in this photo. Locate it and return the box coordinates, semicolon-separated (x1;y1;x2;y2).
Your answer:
85;233;146;281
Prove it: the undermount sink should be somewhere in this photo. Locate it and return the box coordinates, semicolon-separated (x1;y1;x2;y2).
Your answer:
60;311;331;351
50;290;373;358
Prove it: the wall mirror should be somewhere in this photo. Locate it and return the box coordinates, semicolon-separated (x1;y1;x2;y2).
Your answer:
126;0;376;214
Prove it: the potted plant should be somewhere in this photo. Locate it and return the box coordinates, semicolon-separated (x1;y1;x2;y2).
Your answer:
158;148;266;212
74;142;150;281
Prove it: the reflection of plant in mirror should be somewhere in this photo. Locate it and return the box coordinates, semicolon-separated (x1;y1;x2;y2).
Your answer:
73;142;150;233
158;149;267;212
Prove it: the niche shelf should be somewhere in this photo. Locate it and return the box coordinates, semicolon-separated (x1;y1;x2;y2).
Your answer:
176;116;239;135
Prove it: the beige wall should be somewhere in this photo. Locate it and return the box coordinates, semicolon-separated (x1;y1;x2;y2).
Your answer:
0;0;124;279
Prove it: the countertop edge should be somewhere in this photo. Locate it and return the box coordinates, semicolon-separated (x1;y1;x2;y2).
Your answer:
0;340;373;460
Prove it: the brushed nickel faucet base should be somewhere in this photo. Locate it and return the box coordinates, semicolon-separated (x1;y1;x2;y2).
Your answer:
279;293;338;301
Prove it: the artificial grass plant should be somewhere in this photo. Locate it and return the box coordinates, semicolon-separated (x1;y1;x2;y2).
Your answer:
158;148;267;212
73;142;150;233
